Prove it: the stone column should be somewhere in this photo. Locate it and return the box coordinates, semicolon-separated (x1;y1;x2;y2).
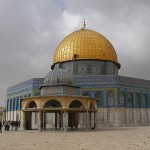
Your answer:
63;111;68;132
94;111;97;129
86;110;89;131
55;113;57;130
13;100;16;121
21;111;25;130
38;110;43;132
59;112;61;130
89;112;91;129
9;100;11;121
57;113;60;129
60;111;63;131
43;112;46;131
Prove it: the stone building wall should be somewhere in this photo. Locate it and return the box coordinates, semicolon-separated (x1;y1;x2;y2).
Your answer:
95;107;150;128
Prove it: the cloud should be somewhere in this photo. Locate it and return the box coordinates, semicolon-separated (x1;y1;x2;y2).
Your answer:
64;0;150;79
0;0;63;106
61;11;81;34
0;0;150;106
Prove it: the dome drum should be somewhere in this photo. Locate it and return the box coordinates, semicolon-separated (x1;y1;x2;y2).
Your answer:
54;59;119;76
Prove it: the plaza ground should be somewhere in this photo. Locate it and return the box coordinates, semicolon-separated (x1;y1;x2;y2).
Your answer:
0;126;150;150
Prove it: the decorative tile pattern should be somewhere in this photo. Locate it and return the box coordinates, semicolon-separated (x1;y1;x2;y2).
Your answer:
61;60;118;76
6;78;44;111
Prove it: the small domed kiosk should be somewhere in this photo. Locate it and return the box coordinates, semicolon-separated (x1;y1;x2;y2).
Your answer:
22;65;97;131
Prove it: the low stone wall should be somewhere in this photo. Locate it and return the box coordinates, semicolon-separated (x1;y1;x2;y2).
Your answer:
96;108;150;128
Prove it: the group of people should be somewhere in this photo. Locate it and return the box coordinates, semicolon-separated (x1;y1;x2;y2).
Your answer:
0;120;21;133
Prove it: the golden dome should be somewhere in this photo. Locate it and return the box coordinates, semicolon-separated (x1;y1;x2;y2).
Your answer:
53;28;119;65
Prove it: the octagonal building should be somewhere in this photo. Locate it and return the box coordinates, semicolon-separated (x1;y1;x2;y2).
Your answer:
6;23;150;131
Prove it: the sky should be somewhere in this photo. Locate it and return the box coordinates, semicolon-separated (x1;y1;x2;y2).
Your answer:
0;0;150;106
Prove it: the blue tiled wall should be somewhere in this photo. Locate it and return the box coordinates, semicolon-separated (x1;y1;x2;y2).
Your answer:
6;78;44;111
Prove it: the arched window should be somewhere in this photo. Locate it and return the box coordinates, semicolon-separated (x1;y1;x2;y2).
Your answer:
10;99;13;111
13;98;16;111
94;91;103;107
69;100;83;108
135;93;140;107
127;93;133;107
107;91;114;107
20;97;22;110
120;91;125;104
142;94;147;107
7;99;10;111
44;100;62;108
16;98;19;110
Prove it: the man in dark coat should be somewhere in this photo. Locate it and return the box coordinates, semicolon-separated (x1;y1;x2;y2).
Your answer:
0;121;2;133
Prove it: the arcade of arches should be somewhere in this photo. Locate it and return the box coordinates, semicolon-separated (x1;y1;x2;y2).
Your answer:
22;96;97;131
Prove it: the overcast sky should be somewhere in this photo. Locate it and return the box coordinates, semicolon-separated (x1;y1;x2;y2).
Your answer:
0;0;150;106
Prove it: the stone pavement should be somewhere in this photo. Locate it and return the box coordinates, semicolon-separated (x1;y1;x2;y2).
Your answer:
0;126;150;150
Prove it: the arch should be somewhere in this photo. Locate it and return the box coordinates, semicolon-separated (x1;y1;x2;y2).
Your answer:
142;94;147;107
120;91;125;104
10;99;13;111
16;97;19;110
127;92;133;107
135;93;140;107
28;101;37;109
12;99;15;110
7;99;10;111
94;91;103;107
13;98;16;111
44;100;62;108
20;96;23;110
107;91;114;107
69;100;84;108
89;102;95;110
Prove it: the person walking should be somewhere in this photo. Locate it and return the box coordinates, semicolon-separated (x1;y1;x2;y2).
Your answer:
0;121;2;133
